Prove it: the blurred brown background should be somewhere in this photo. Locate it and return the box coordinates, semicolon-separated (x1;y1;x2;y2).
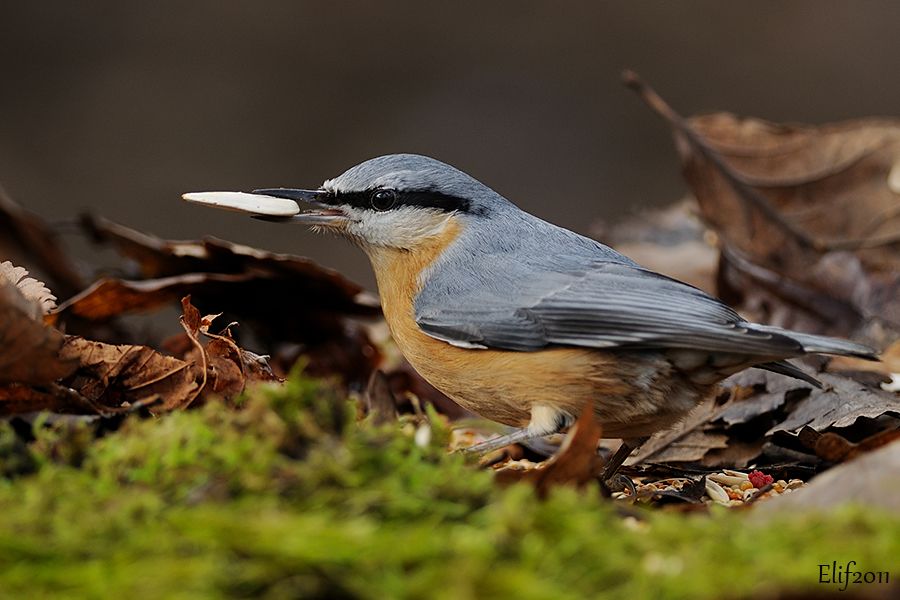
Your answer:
2;1;899;290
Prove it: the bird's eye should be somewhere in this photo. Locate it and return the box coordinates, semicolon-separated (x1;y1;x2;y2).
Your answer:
370;189;398;211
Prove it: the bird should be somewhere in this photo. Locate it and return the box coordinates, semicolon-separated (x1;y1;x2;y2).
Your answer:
184;154;877;476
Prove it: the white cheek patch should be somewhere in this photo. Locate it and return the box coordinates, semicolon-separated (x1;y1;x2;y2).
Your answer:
346;206;455;248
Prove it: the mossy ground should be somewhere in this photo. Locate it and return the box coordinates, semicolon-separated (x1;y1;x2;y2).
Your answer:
0;375;897;599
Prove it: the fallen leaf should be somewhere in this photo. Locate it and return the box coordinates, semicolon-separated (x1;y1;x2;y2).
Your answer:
769;372;900;433
628;395;721;465
715;370;800;426
755;439;900;515
642;430;729;464
625;70;900;343
0;184;84;298
495;401;605;497
59;336;202;412
700;440;765;469
628;363;900;470
55;217;380;385
0;280;77;385
178;296;280;404
0;383;102;416
76;215;378;318
364;370;399;425
0;261;58;314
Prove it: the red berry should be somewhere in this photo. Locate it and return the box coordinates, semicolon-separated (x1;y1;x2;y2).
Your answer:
749;470;774;488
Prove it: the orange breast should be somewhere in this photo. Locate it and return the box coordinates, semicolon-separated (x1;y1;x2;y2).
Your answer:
364;220;644;429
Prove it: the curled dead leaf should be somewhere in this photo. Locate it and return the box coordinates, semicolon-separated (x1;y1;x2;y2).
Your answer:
59;336;202;413
0;261;57;314
178;296;280;405
494;400;604;497
0;280;77;385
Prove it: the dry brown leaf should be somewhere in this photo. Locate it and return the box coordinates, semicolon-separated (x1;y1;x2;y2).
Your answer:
495;401;604;497
0;184;84;298
633;364;900;469
364;369;399;425
0;383;102;416
715;370;804;426
769;371;900;433
0;261;57;314
641;430;729;464
24;297;279;416
700;440;765;469
204;338;247;398
0;280;77;385
76;215;379;319
178;296;279;404
55;217;380;385
628;395;721;465
626;71;900;343
755;440;900;515
59;336;202;412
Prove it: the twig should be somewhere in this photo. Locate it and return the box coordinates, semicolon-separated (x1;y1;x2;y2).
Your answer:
745;482;774;505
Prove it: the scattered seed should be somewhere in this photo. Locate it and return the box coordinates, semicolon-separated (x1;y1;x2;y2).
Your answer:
723;469;750;480
708;473;747;487
414;423;432;448
705;478;731;504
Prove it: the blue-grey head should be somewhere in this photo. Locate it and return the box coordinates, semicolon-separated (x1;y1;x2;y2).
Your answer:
255;154;511;250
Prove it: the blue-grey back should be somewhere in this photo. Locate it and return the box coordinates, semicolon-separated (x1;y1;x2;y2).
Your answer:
414;198;804;356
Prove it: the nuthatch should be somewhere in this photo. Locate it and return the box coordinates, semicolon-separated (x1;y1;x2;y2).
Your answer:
184;154;877;470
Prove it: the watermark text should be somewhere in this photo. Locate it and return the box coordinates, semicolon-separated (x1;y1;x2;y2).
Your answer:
819;561;890;592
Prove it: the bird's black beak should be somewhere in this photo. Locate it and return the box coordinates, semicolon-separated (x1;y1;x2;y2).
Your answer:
251;188;349;225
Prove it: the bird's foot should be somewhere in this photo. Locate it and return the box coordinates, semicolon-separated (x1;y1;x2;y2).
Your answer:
599;436;648;491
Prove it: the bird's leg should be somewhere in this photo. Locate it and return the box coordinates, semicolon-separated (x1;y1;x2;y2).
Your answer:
462;427;549;454
462;405;571;455
600;436;649;488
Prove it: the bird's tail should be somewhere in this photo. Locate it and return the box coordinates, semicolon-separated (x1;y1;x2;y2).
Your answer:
750;324;879;360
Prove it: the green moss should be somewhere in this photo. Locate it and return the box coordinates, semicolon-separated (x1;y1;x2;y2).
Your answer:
0;376;897;599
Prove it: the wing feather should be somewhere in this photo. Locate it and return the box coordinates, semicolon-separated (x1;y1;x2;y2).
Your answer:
415;261;802;357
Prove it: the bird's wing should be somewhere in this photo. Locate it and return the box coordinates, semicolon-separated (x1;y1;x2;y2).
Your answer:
415;260;803;356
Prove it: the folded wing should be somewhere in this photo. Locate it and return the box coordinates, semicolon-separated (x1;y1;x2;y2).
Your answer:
415;260;804;357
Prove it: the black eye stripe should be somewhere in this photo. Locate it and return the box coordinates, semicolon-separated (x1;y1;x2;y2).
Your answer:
326;189;471;213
